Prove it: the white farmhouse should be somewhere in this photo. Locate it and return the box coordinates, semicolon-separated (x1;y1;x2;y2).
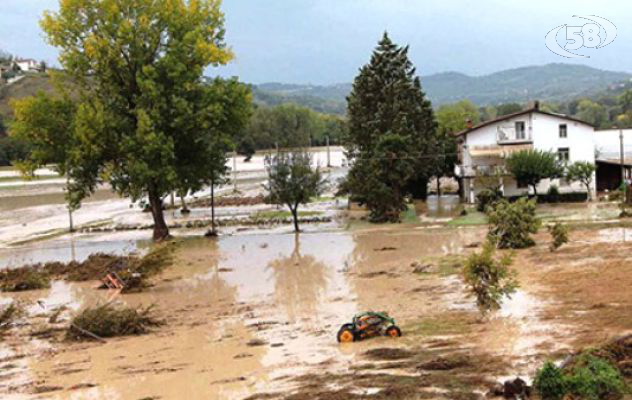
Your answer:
14;58;39;72
456;103;596;203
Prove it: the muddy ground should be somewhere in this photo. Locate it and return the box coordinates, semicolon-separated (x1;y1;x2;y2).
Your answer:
0;209;630;399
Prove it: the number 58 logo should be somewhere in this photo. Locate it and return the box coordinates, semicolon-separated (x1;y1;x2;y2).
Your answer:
545;15;617;58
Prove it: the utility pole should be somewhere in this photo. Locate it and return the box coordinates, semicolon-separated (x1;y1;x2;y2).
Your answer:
66;176;74;232
326;136;331;168
233;153;237;192
210;178;216;235
621;128;627;203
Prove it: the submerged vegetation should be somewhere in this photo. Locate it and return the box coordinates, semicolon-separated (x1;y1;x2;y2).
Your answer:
0;303;23;333
0;244;173;293
548;222;569;251
67;303;161;341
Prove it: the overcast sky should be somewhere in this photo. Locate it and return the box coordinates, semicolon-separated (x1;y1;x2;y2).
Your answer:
1;0;631;84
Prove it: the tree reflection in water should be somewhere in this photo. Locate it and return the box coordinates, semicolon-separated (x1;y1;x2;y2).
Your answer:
266;233;328;323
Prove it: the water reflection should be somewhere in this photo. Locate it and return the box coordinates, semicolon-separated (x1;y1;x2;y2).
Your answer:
266;233;329;323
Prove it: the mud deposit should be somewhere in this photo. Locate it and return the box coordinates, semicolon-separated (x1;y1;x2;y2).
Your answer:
0;224;630;399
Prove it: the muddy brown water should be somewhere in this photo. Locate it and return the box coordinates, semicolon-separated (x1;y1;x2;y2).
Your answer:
0;226;484;399
1;223;630;399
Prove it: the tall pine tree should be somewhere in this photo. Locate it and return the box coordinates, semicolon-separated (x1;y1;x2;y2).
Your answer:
345;33;437;222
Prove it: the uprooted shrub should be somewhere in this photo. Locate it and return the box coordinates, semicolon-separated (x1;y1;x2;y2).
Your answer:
534;353;628;400
0;268;50;292
476;187;503;213
463;241;518;314
487;197;540;249
547;222;569;251
67;303;161;340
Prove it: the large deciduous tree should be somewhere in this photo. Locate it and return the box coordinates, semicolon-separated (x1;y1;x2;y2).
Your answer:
345;32;437;221
40;0;241;241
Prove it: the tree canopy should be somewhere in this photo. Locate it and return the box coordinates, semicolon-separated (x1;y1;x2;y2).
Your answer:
38;0;247;241
565;161;596;200
344;32;437;221
265;152;327;232
505;150;562;196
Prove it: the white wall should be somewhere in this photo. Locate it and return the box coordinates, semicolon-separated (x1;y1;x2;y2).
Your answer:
461;112;596;201
594;129;632;160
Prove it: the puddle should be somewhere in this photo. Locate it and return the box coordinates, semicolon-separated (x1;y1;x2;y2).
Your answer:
596;227;632;242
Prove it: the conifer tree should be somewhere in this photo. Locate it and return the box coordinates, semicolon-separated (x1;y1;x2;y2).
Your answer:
345;33;437;222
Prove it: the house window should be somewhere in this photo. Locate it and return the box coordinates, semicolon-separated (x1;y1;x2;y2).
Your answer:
517;179;528;189
515;121;526;140
559;124;567;138
558;148;570;163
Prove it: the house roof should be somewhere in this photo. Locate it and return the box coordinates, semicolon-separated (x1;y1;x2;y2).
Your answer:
454;107;594;138
596;158;632;168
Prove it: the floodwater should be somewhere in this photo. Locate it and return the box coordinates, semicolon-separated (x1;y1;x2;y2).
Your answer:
1;202;630;398
2;226;494;399
0;231;153;269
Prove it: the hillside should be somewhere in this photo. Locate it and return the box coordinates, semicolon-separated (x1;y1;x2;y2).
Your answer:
0;74;55;120
254;64;632;112
1;64;630;120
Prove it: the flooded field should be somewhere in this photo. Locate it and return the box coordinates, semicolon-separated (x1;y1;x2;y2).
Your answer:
0;214;629;399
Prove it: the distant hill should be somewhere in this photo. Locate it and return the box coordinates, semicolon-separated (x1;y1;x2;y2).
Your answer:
253;63;632;113
1;64;630;120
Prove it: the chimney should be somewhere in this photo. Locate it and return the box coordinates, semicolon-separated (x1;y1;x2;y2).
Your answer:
532;100;540;111
466;118;473;129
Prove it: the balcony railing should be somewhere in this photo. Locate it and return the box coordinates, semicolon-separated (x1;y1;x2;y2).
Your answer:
497;126;532;144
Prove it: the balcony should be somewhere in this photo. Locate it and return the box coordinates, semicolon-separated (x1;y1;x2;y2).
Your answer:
497;125;532;144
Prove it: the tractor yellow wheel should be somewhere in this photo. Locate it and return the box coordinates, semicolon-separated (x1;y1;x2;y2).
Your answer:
386;325;402;338
337;328;355;343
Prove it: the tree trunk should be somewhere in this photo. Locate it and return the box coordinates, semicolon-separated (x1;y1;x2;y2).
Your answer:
585;183;592;202
290;205;299;232
436;177;441;196
532;184;538;200
180;193;189;213
148;188;170;241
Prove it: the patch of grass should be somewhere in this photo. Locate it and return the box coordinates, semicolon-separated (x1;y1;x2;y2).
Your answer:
403;313;473;337
400;204;419;224
67;303;161;340
436;255;465;276
447;211;487;226
0;268;50;292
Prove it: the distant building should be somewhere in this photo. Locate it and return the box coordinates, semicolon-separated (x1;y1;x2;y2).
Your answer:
14;58;40;72
455;102;596;203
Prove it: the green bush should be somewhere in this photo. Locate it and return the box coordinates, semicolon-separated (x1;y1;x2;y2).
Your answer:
534;362;567;400
566;354;627;400
476;187;503;212
547;222;569;251
546;185;561;203
487;197;540;249
534;354;628;400
463;241;518;313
